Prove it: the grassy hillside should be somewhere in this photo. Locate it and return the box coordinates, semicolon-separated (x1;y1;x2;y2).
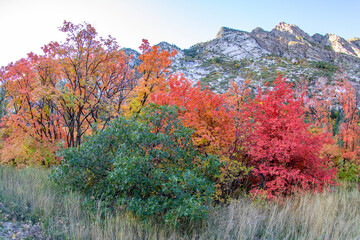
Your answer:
0;166;359;239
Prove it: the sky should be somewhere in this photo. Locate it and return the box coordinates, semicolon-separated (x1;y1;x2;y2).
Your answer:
0;0;359;67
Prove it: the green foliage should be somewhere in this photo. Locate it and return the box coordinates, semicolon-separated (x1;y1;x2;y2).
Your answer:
337;160;360;183
211;57;223;64
216;159;253;201
330;108;344;136
0;86;6;119
312;61;338;72
51;104;221;226
183;47;198;59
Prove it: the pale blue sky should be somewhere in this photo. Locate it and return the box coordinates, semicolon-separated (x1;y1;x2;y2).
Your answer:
0;0;359;66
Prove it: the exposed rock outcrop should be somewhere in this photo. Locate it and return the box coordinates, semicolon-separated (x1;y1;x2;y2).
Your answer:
122;22;360;93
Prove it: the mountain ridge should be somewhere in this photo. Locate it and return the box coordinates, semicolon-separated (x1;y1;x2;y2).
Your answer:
123;22;360;93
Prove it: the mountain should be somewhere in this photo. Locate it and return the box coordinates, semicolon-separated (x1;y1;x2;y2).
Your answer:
124;22;360;93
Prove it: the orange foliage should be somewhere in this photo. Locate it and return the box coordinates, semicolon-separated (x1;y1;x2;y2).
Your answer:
0;55;65;144
151;73;235;155
0;21;177;165
336;79;360;162
128;39;176;116
304;77;360;164
43;21;136;147
151;75;254;200
1;21;137;150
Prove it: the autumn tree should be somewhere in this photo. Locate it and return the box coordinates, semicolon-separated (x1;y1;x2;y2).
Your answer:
151;73;236;155
0;21;178;167
0;55;64;166
127;39;176;116
301;78;335;134
335;79;360;161
301;77;360;169
0;55;63;142
151;74;256;200
222;80;254;198
245;76;335;198
40;21;136;147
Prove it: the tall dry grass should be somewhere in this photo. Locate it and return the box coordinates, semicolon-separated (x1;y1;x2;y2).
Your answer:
201;187;360;239
0;166;359;239
0;166;182;239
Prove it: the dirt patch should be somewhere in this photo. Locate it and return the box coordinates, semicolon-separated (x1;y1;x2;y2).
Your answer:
0;220;44;239
0;202;46;239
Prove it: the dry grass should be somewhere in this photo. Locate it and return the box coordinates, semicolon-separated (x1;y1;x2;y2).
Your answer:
0;166;359;239
0;166;183;239
202;187;360;239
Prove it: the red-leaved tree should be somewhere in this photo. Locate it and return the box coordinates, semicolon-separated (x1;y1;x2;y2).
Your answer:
245;76;335;198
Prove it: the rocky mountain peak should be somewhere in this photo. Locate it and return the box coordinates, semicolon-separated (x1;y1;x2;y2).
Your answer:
312;33;324;43
122;22;360;93
156;41;181;52
251;27;266;34
272;22;313;43
156;41;184;59
322;34;359;57
274;22;299;33
216;27;245;38
349;38;360;47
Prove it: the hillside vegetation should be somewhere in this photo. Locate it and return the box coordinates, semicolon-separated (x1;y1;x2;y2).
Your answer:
0;21;359;239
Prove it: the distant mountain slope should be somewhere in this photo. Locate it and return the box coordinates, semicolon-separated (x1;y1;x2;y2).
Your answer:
123;22;360;93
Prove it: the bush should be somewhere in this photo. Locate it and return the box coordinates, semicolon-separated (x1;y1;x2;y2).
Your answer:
51;104;221;226
0;130;59;167
312;61;338;72
338;160;360;183
244;76;336;199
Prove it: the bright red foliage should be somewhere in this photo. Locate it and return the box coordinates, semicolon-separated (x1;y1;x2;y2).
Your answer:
246;76;336;198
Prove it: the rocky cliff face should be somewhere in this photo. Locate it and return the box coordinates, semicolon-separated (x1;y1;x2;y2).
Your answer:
251;22;334;61
124;22;360;93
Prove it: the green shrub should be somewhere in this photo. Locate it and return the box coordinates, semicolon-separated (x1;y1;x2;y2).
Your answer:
211;57;223;64
338;160;360;183
51;104;221;226
183;47;198;59
312;61;338;72
0;86;6;119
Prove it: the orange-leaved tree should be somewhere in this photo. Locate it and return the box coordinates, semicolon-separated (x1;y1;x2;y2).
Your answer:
303;77;360;169
336;79;360;162
0;54;64;165
151;74;255;201
151;73;236;155
0;21;143;167
42;21;136;147
127;39;176;116
0;21;178;166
